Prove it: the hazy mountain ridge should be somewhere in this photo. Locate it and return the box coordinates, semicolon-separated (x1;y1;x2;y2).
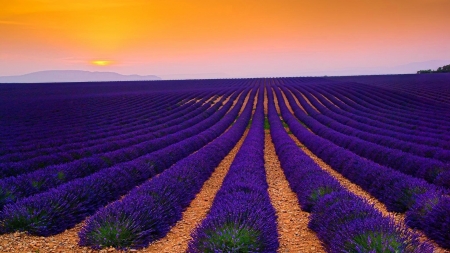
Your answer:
0;70;161;83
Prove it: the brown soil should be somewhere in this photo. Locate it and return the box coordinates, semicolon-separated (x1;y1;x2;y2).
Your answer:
142;90;255;252
0;92;253;253
265;132;325;253
183;98;198;105
298;92;320;113
307;93;327;108
264;87;268;114
278;87;307;114
0;223;92;253
143;130;249;253
315;93;341;109
272;89;449;252
288;134;449;252
1;88;448;253
265;87;324;252
239;90;251;114
330;92;356;106
271;88;281;114
143;90;255;252
276;89;314;134
209;95;223;105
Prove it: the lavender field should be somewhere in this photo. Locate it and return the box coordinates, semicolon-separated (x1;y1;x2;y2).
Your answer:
0;74;450;252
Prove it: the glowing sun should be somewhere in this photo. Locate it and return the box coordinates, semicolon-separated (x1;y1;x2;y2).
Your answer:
91;60;112;66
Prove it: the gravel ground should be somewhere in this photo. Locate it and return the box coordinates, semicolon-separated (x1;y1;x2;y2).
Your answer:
287;129;449;252
211;95;224;104
277;94;449;252
265;131;325;253
274;88;449;252
0;223;94;253
266;87;325;252
308;93;327;108
329;93;354;106
143;130;249;253
0;89;447;252
298;93;319;112
281;88;307;113
314;93;337;108
0;92;252;253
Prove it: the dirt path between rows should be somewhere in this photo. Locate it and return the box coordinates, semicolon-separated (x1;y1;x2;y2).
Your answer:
277;87;307;114
272;87;449;252
137;89;254;252
274;96;449;252
0;91;254;253
264;86;324;252
143;130;249;253
264;132;325;253
288;131;449;252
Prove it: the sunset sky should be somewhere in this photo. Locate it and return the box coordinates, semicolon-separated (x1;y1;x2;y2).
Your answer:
1;0;450;78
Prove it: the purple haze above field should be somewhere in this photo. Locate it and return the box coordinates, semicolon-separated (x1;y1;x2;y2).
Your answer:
1;0;450;79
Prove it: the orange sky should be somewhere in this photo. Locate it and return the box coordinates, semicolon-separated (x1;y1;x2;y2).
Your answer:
1;0;449;78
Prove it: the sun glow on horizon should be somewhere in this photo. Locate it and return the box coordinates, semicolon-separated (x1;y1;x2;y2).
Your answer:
1;1;450;77
91;60;112;66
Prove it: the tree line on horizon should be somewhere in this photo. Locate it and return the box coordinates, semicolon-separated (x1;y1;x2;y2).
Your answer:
417;64;450;74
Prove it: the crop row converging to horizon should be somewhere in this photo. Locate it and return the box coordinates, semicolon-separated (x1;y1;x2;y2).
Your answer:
0;74;450;252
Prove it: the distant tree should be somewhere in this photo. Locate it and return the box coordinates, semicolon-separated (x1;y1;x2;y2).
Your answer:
417;69;433;74
418;64;450;74
436;64;450;73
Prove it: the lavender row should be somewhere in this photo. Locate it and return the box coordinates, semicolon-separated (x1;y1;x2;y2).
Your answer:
342;85;450;128
291;85;450;162
0;93;227;179
328;81;450;120
280;86;450;187
267;86;432;252
365;74;450;105
0;90;248;208
0;92;221;165
0;86;249;236
319;91;450;148
321;80;450;126
299;85;450;150
2;87;229;149
0;98;201;162
0;79;242;104
275;86;450;249
1;92;182;143
278;83;448;212
1;92;161;132
0;92;188;151
300;80;450;138
0;78;243;135
306;83;450;140
0;97;203;162
0;92;204;154
339;81;450;119
328;74;450;107
12;90;223;147
0;95;218;207
189;86;279;252
318;83;450;133
78;87;256;250
333;87;450;136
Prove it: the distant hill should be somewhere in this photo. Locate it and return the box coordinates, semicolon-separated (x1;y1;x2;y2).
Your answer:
0;70;161;83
